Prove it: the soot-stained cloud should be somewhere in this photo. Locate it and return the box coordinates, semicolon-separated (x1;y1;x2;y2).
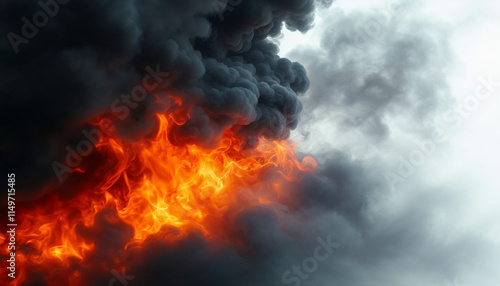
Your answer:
2;1;497;285
0;0;324;196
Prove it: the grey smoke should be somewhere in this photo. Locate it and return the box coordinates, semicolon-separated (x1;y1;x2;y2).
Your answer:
292;3;453;143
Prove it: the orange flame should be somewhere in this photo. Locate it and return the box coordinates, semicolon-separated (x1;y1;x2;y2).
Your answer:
1;112;316;285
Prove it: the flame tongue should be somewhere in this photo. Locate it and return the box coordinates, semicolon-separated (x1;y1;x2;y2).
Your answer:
3;113;316;285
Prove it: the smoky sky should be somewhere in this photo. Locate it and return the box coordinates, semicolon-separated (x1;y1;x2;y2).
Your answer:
293;2;454;144
1;0;499;286
285;1;500;285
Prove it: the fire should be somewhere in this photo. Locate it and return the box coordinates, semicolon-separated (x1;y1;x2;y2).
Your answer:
1;111;316;285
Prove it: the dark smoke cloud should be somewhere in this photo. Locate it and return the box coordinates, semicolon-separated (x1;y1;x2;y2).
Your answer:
3;0;498;286
0;0;328;196
0;0;340;285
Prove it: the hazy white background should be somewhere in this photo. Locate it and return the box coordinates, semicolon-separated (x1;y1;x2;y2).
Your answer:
279;0;500;285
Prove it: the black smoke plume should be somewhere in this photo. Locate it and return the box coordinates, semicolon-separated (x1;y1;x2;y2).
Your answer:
0;0;320;197
3;1;496;286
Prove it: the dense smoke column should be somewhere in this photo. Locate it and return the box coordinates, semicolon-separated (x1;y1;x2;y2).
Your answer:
0;0;326;200
0;0;326;284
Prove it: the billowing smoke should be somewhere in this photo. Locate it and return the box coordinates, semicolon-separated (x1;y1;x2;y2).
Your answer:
3;0;499;286
0;0;335;285
0;0;319;197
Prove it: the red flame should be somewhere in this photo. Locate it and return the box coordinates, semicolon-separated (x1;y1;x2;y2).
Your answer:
1;109;316;285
